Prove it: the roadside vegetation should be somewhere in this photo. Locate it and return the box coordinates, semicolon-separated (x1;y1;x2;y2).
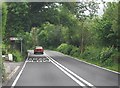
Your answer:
2;2;120;72
57;43;120;72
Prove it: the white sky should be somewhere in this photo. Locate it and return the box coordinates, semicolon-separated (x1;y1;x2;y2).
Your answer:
97;0;118;16
98;2;104;16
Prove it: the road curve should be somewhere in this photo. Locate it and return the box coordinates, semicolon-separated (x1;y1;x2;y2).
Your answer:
3;50;119;88
45;50;119;87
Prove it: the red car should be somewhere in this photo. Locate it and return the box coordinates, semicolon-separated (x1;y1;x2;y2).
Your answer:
34;46;44;54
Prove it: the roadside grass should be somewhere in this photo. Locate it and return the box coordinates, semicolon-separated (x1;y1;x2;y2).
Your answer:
106;64;119;72
2;50;23;82
1;59;7;82
77;57;119;72
56;43;120;73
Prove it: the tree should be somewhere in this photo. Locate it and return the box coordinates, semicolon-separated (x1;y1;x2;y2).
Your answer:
73;1;99;53
5;2;29;43
97;2;119;49
4;2;99;52
30;27;39;47
118;2;120;51
38;22;62;48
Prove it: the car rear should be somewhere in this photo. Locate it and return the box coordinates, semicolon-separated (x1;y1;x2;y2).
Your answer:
34;46;44;54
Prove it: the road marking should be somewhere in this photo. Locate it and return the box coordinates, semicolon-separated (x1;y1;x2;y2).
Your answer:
7;66;20;80
45;53;96;88
64;54;120;74
11;60;27;87
47;56;86;87
27;57;51;63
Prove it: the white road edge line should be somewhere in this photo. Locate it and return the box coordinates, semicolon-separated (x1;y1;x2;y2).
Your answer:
11;60;27;87
46;56;86;87
64;54;120;74
44;53;96;88
7;66;20;80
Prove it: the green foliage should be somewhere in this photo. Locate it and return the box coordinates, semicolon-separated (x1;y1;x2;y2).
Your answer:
12;50;23;62
98;2;119;49
1;3;8;82
38;22;63;48
81;46;101;61
3;2;119;72
95;18;117;47
23;32;33;50
70;46;79;57
30;27;39;47
57;43;119;71
2;43;7;55
57;43;80;57
57;43;73;55
2;3;8;38
81;46;118;67
4;2;99;50
99;47;113;64
5;2;29;43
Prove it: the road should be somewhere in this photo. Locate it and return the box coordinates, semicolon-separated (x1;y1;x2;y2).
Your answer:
3;50;119;88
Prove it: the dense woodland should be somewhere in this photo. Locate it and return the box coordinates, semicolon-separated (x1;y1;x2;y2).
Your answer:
2;2;120;72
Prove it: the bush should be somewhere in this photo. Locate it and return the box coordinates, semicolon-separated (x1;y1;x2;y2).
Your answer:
57;43;80;57
70;46;80;57
99;47;118;66
110;50;120;63
57;44;119;71
81;46;118;67
2;43;7;55
81;46;101;61
57;43;73;55
12;50;23;62
99;47;112;65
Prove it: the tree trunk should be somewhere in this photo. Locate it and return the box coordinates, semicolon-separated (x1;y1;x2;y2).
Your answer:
80;21;84;53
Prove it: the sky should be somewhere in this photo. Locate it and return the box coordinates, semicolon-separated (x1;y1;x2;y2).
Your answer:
97;0;118;16
98;2;105;16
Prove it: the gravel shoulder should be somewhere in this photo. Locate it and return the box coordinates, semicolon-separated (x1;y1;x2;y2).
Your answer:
2;61;23;86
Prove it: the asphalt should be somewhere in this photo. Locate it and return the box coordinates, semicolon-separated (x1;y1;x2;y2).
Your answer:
4;50;119;87
45;50;119;87
15;62;79;86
